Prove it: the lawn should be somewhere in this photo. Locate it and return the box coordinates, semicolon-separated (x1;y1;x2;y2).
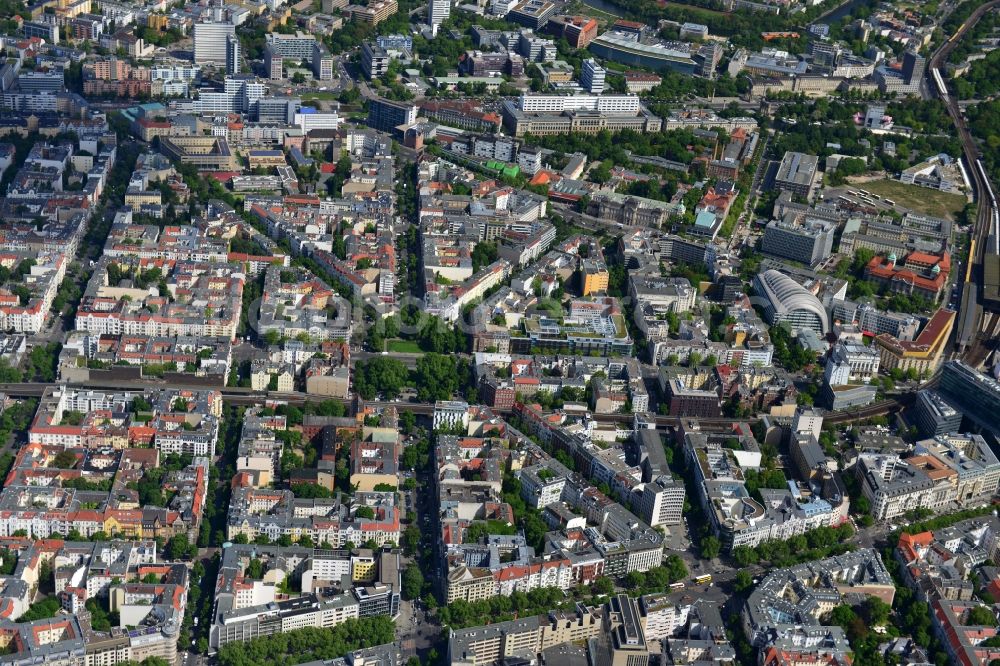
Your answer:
852;179;968;220
387;339;423;353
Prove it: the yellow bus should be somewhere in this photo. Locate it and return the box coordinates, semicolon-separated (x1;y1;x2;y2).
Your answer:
694;574;712;585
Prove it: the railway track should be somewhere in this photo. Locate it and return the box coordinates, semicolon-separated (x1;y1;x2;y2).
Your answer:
928;0;1000;360
964;311;1000;368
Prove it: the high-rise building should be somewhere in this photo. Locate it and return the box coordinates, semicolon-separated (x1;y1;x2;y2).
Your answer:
792;408;823;441
580;58;605;94
902;50;925;86
428;0;450;32
264;45;283;80
265;31;318;62
367;98;416;133
313;43;334;80
912;389;963;438
226;33;240;75
633;475;685;527
361;41;390;80
224;75;266;113
760;217;836;267
194;22;236;65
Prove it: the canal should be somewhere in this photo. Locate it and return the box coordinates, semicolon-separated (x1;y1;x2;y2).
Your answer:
812;0;876;26
579;0;625;17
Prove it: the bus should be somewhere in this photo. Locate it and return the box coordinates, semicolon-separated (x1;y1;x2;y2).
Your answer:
669;582;685;591
694;574;712;585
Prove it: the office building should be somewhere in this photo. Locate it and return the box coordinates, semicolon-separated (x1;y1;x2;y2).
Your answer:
313;44;334;80
580;58;605;94
552;15;598;48
265;46;283;80
428;0;450;30
793;408;823;441
226;33;240;75
824;341;879;386
377;34;413;51
361;42;390;79
761;217;836;267
679;22;708;40
850;303;920;341
265;32;318;62
23;21;59;44
753;269;829;335
224;74;266;113
858;432;1000;522
938;361;1000;433
875;50;925;95
665;377;721;418
902;50;925;86
345;0;399;25
774;151;819;198
506;0;556;29
501;94;661;136
16;71;64;93
589;31;699;75
194;22;236;65
912;390;963;438
257;97;300;123
367;98;417;133
875;308;954;377
633;475;685;527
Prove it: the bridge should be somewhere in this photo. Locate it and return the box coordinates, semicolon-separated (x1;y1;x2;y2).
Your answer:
0;379;908;427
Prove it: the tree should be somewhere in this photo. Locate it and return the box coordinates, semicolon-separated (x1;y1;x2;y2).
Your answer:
734;569;753;593
402;525;420;555
862;597;891;626
215;618;396;666
291;483;333;499
354;357;409;400
700;535;721;560
732;546;757;567
592;577;614;595
626;571;646;589
246;558;265;580
415;353;459;403
17;598;61;622
967;606;997;626
165;534;194;561
663;554;687;583
471;242;498;272
51;450;78;469
401;565;424;600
